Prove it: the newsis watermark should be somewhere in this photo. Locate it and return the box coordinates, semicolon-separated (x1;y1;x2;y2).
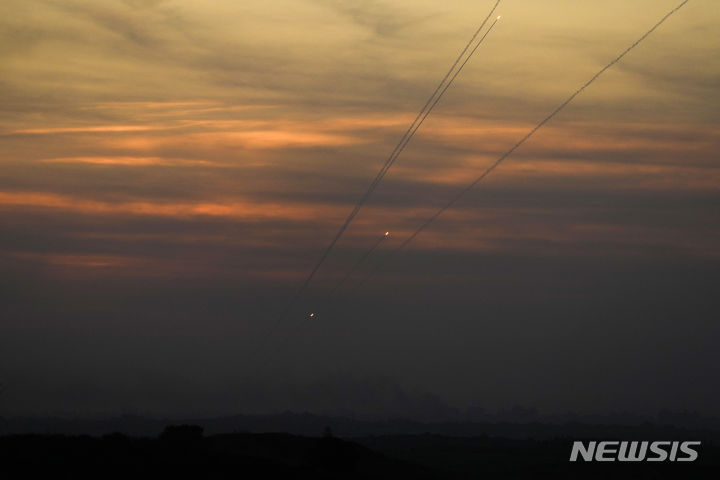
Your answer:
569;441;701;462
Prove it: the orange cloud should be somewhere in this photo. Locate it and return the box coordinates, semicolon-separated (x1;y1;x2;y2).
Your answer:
8;251;186;278
198;129;364;149
422;117;720;156
8;110;412;154
98;125;368;151
41;253;144;268
0;190;344;221
9;125;171;134
42;156;220;167
397;155;720;190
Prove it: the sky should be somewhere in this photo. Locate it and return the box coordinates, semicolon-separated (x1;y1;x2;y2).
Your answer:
1;0;719;419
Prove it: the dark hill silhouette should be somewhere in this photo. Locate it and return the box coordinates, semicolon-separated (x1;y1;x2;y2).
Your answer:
2;428;719;479
3;411;720;440
2;424;719;478
0;427;436;479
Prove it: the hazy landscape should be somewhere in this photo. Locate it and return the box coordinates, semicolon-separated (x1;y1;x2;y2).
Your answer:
1;0;718;476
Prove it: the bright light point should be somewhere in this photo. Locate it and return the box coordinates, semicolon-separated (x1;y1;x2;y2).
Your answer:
497;15;501;20
309;312;315;318
385;231;390;236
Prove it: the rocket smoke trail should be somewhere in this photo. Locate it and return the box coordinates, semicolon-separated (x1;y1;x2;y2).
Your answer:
245;0;690;376
361;15;502;211
291;0;501;303
252;233;390;373
328;232;390;298
310;17;501;319
398;15;501;166
314;15;502;314
249;233;390;373
264;232;391;368
252;1;502;357
389;0;690;255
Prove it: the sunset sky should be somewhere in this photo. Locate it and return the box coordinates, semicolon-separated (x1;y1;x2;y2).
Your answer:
1;0;719;418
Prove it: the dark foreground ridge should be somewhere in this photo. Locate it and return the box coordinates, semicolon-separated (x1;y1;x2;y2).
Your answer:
2;424;720;479
1;425;433;479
